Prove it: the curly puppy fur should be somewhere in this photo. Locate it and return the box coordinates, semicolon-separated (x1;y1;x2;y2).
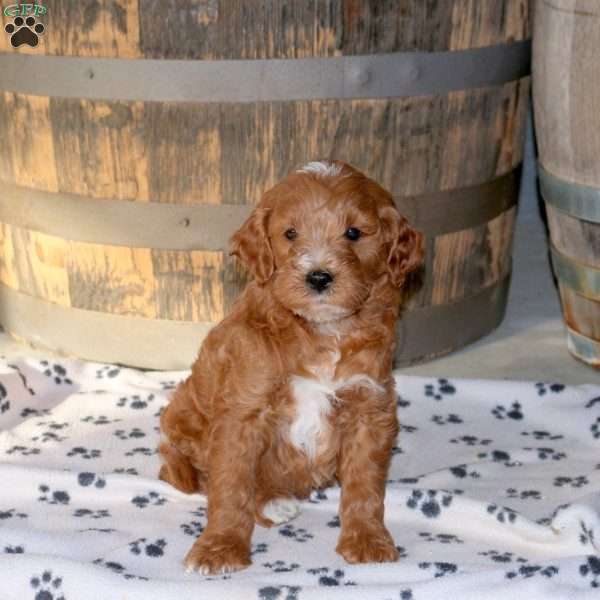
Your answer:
159;160;424;575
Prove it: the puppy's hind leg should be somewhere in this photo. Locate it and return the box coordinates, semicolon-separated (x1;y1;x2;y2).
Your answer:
159;441;205;495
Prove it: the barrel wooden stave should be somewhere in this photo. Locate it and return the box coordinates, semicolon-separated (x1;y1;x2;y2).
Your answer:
533;0;600;367
0;0;531;58
0;1;531;368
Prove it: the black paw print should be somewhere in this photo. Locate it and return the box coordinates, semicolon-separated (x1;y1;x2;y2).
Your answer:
487;504;518;524
160;380;179;390
449;464;481;479
396;395;410;408
407;489;453;518
251;542;269;556
258;585;301;600
591;417;600;440
419;532;463;544
418;561;458;578
307;489;328;504
0;382;9;414
523;446;566;461
278;523;313;542
31;429;68;443
21;407;50;418
506;561;559;580
424;378;456;400
492;402;523;420
5;15;45;48
30;570;64;600
399;423;418;433
553;475;588;488
521;430;563;441
81;415;121;426
40;361;73;385
579;521;596;546
535;382;565;396
450;435;492;447
476;450;522;468
580;556;600;588
114;427;146;440
6;444;41;456
38;484;70;505
129;537;167;557
262;560;301;573
125;447;155;457
506;488;542;501
117;394;155;410
4;544;24;553
326;515;340;528
180;520;204;537
431;414;463;425
0;508;28;520
78;472;106;488
96;365;121;379
131;491;167;509
479;549;527;564
67;446;101;460
307;567;354;586
93;558;149;581
73;508;110;519
114;467;138;476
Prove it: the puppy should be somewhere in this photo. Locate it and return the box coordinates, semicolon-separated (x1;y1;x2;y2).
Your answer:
159;160;423;575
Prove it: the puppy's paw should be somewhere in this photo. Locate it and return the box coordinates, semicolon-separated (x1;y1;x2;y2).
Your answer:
259;498;301;527
336;527;399;564
184;535;251;575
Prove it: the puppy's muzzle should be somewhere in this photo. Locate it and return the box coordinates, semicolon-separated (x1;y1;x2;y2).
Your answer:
306;270;334;293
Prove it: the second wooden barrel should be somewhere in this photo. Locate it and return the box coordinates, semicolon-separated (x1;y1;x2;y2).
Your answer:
534;0;600;368
0;1;531;369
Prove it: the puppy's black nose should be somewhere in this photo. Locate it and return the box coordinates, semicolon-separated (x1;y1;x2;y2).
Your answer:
306;270;333;293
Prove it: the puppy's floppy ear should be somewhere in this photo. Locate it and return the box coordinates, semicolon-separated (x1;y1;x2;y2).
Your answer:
379;206;424;288
229;207;275;284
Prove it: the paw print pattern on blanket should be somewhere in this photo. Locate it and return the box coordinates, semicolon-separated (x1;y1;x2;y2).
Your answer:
40;361;73;385
30;570;65;600
0;360;599;598
406;490;453;518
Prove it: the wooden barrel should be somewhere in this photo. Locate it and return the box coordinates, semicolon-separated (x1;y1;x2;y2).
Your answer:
533;0;600;368
0;1;531;369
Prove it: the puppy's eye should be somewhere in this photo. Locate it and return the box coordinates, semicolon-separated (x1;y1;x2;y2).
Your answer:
344;227;361;241
284;228;298;241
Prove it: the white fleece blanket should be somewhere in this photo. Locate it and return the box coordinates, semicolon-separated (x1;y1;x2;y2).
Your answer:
0;356;599;600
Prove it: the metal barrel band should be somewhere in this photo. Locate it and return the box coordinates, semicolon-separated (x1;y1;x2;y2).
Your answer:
550;246;600;301
0;283;212;371
0;169;520;251
566;327;600;368
0;40;531;103
394;272;510;365
539;165;600;223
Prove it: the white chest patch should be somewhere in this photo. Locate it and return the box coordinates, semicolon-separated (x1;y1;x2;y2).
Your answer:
288;368;386;461
288;376;336;461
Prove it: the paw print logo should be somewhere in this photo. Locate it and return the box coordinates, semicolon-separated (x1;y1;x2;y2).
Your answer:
407;489;453;518
5;15;45;48
129;537;167;557
278;523;314;542
30;570;64;600
492;401;523;420
424;378;456;400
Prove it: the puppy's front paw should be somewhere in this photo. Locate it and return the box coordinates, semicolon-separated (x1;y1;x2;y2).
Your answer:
336;527;399;564
184;534;251;575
